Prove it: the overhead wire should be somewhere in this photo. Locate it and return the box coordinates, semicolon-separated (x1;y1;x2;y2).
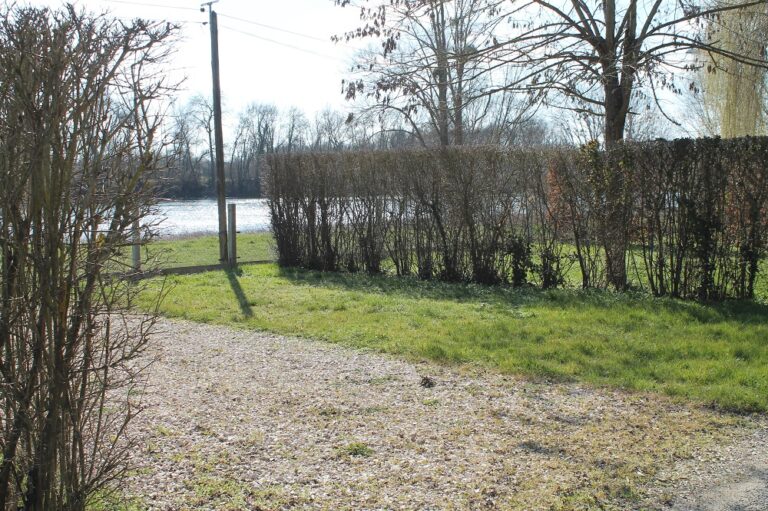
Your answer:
217;12;349;46
102;0;201;11
101;0;355;50
218;12;329;43
112;16;202;25
100;0;357;52
100;0;357;84
101;0;206;25
219;24;348;62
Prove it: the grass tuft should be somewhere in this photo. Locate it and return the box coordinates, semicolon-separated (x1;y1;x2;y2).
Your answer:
340;442;374;457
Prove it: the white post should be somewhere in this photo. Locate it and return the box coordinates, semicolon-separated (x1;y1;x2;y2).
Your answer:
227;203;237;267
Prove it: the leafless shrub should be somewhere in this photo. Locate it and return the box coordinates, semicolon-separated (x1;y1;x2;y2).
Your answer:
633;137;768;299
266;137;768;300
266;148;559;286
0;5;175;509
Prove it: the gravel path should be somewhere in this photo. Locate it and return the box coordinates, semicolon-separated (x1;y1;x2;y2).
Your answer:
126;318;768;510
649;424;768;511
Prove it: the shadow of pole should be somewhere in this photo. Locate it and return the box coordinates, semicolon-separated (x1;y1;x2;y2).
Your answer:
226;269;254;318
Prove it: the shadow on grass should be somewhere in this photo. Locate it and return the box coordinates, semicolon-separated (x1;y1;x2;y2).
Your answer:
276;266;768;326
226;269;253;318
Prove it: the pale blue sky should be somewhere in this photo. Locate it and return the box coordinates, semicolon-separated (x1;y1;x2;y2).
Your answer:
24;0;367;118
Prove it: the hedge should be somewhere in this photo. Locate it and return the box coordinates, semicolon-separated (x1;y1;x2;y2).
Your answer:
265;137;768;300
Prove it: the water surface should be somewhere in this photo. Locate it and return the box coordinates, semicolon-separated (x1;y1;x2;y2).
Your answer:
151;198;270;237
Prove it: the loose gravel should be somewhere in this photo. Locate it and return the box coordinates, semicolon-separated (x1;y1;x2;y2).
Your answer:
125;318;767;510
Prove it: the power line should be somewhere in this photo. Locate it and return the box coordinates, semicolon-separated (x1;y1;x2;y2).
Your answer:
219;25;346;62
217;12;358;51
217;12;333;44
113;16;202;25
104;1;358;52
102;0;201;11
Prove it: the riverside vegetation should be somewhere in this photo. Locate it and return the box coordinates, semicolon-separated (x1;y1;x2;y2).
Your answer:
139;136;768;414
129;137;768;507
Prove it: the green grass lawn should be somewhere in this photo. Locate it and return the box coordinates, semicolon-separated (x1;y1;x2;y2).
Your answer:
138;262;768;413
134;232;275;269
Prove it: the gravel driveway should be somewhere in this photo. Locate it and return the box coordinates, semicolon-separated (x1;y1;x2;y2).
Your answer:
126;318;767;510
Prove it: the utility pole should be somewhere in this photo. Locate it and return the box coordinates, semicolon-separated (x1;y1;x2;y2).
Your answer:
203;0;228;263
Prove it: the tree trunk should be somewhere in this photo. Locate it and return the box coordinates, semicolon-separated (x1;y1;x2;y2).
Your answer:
602;76;630;290
433;2;450;147
603;77;628;147
454;59;465;145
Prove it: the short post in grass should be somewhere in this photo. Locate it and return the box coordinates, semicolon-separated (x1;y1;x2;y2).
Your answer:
131;218;141;272
227;203;237;267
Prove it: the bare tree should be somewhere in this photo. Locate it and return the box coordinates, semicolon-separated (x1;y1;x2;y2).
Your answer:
187;94;217;193
485;0;768;146
312;109;348;150
167;104;208;197
229;103;278;196
336;0;539;147
0;5;174;509
277;107;310;152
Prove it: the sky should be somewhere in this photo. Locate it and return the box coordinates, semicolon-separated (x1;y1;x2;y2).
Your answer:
24;0;368;122
18;0;697;140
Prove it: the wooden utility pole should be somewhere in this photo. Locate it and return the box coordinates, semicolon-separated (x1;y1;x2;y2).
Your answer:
204;0;228;262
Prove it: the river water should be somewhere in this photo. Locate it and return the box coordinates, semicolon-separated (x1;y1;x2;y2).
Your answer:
150;198;271;237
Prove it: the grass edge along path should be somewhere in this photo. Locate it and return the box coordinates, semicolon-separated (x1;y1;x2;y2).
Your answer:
137;262;768;414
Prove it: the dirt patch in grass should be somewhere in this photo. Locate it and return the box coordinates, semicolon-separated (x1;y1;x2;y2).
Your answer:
125;318;765;510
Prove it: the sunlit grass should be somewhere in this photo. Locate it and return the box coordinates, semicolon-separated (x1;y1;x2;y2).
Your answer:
128;232;275;270
139;262;768;413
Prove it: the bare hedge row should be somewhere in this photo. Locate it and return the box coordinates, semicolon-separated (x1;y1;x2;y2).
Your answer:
265;137;768;300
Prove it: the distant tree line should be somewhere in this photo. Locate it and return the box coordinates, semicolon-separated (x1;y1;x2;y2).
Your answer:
161;95;551;199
